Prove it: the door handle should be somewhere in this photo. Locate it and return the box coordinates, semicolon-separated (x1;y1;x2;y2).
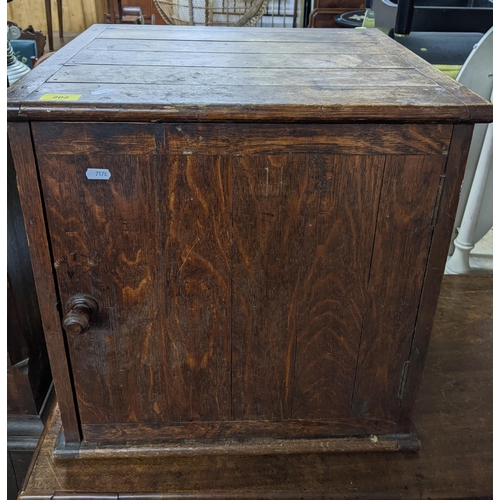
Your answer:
62;294;99;335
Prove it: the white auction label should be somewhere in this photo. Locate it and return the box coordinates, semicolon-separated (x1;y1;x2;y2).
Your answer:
86;168;111;180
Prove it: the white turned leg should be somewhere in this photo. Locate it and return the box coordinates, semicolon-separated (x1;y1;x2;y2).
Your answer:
446;117;493;274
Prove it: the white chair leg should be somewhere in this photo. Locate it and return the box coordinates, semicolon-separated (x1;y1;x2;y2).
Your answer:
446;118;493;274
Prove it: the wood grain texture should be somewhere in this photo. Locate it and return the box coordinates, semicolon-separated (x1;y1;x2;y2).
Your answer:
32;122;157;155
52;67;434;87
7;279;29;368
59;433;418;459
231;155;308;420
36;152;169;426
7;147;39;365
51;495;118;499
17;86;473;123
19;275;493;498
161;154;232;422
31;123;450;157
398;125;475;432
80;417;396;444
351;155;447;422
8;138;51;412
7;353;38;416
29;121;463;444
84;38;389;55
165;123;451;156
66;48;402;68
7;26;492;123
97;24;374;40
292;155;385;419
372;29;493;123
36;144;232;427
7;122;81;444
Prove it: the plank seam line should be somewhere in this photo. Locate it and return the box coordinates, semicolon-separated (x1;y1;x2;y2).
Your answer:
349;155;388;414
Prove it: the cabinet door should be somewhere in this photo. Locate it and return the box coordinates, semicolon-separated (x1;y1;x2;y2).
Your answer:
33;123;232;434
32;122;451;443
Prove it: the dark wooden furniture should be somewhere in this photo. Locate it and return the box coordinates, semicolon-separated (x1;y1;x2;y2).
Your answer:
18;274;493;498
308;0;364;27
6;22;47;63
7;280;47;500
122;0;166;24
44;0;63;51
7;135;53;498
104;5;156;24
105;0;157;24
7;25;492;459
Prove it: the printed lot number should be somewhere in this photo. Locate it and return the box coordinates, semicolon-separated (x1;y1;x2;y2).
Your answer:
39;94;82;101
86;169;111;180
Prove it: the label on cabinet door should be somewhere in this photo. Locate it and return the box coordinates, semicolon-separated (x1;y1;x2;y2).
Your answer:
86;168;111;180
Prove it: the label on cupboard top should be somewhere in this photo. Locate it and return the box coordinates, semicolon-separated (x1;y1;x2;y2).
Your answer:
39;94;82;101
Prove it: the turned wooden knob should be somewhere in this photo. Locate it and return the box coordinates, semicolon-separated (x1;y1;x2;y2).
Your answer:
62;294;99;335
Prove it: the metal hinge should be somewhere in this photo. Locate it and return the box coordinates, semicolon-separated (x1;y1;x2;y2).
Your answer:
429;175;446;228
398;361;411;399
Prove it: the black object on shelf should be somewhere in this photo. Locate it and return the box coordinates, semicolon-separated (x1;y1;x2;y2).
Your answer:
303;0;312;27
373;0;493;36
394;0;415;36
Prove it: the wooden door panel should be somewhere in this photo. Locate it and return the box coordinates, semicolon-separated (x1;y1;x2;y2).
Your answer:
231;154;384;421
37;153;232;428
37;154;168;426
292;154;385;419
231;155;309;420
160;154;232;422
351;155;447;422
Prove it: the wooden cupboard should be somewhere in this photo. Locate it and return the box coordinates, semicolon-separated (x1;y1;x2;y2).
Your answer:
308;0;365;28
7;24;492;457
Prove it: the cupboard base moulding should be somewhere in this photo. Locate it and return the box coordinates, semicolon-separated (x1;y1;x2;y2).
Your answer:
53;431;420;459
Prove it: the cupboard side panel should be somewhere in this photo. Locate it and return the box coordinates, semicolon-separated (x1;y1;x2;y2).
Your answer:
351;155;447;422
292;155;385;419
8;122;81;443
7;141;51;413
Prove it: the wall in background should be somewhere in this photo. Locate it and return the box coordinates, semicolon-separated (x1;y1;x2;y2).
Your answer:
7;0;167;34
7;0;107;35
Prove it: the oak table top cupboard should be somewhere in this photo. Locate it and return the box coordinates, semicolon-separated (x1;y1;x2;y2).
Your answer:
7;24;492;458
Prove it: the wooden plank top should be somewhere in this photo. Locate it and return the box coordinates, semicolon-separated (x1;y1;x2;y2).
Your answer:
19;274;493;499
7;25;492;123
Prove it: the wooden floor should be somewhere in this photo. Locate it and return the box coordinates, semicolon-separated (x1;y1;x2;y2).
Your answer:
20;275;492;499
